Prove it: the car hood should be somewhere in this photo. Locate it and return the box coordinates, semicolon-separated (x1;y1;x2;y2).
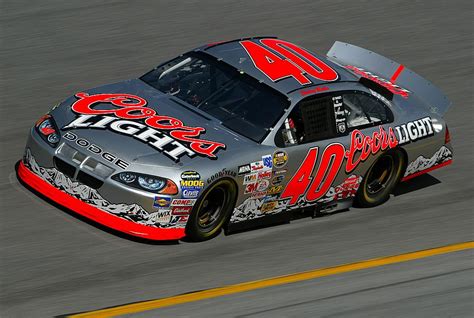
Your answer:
51;79;257;170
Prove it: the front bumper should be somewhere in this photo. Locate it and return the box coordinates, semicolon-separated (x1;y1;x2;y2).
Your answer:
17;160;185;240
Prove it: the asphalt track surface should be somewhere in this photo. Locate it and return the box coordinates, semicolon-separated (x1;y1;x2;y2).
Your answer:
0;1;473;317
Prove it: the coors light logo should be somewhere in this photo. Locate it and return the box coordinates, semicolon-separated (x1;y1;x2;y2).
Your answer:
63;93;226;161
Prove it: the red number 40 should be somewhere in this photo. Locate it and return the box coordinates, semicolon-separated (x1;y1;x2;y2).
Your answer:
280;144;345;205
240;39;338;85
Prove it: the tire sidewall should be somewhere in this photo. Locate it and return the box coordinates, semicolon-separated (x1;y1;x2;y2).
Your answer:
185;178;237;241
356;149;405;207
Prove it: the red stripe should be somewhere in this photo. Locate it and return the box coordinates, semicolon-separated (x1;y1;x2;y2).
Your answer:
401;159;452;182
16;161;185;241
390;64;405;83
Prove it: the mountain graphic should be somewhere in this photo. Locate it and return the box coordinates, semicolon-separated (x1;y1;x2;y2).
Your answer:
404;146;452;176
24;149;184;228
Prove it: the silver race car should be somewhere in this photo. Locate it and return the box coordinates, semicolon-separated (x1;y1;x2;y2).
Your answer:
17;37;453;241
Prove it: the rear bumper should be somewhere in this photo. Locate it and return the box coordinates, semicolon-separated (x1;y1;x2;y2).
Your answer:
16;161;185;241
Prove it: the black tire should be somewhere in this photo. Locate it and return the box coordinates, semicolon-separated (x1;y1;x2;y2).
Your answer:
354;149;405;208
185;179;237;241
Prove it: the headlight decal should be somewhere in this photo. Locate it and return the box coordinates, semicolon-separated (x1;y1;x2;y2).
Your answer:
35;114;60;147
138;175;166;191
112;172;178;195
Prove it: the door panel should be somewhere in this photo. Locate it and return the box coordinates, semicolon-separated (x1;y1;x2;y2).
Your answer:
277;90;397;209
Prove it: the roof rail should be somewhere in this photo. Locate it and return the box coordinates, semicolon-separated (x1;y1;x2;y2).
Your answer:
204;36;278;50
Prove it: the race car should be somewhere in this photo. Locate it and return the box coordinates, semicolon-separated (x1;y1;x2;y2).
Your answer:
16;37;453;241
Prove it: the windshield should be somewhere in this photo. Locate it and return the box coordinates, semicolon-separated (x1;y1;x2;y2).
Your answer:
140;53;288;142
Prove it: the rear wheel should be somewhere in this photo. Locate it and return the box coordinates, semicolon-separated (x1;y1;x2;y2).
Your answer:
186;179;236;241
355;150;405;207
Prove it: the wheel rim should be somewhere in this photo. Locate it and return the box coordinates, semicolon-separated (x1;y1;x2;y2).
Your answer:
366;155;395;195
197;187;226;231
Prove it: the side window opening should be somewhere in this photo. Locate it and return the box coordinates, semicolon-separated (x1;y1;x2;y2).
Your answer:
276;95;337;147
275;90;393;148
299;96;336;142
343;92;392;130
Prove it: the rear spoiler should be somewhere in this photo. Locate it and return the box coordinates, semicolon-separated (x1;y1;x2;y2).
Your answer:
327;41;451;116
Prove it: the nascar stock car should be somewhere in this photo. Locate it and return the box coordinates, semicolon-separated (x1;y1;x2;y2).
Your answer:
17;37;453;241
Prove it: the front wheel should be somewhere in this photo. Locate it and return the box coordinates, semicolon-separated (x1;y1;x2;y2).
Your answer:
354;149;405;208
185;179;237;241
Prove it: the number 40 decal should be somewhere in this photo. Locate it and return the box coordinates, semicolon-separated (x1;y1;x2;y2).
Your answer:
240;39;338;85
280;127;400;206
280;143;345;205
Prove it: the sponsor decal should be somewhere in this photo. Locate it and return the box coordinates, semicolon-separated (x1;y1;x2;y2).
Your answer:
260;201;278;213
271;175;285;186
345;126;398;172
171;199;196;206
171;206;193;216
263;194;280;202
244;180;269;194
256;179;270;192
243;173;258;185
180;179;204;199
251;191;267;199
180;180;204;187
153;196;171;208
395;117;434;145
63;93;226;161
262;154;273;169
257;170;272;180
182;189;201;199
240;39;338;85
207;168;237;184
345;66;410;98
238;164;251;175
244;182;258;194
250;160;264;171
295;175;362;207
181;171;200;181
332;96;346;134
281;126;398;205
177;215;189;224
267;185;284;195
148;210;172;224
274;169;287;175
332;175;361;201
300;86;330;96
273;151;288;168
63;131;129;169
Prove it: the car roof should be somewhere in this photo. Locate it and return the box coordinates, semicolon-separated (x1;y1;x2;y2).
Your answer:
194;36;358;96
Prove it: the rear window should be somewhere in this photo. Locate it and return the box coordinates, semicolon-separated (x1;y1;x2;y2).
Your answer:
343;92;393;129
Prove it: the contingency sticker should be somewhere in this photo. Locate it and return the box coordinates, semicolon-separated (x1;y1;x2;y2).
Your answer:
180;171;204;199
273;151;288;168
153;196;171;208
